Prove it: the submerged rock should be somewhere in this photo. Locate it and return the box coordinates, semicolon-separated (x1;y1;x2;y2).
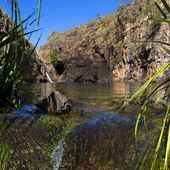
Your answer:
53;113;138;170
38;91;72;115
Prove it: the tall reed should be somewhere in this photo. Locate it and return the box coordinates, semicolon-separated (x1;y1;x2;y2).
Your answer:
120;0;170;169
0;0;42;167
0;0;42;107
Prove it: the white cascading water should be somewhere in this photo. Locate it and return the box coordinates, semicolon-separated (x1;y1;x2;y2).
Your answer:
46;72;53;83
52;140;65;170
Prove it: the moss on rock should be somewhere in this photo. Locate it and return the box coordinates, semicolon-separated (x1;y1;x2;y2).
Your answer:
0;111;93;169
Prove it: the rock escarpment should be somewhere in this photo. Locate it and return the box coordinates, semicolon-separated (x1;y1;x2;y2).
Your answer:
0;8;50;82
20;46;48;82
39;0;170;82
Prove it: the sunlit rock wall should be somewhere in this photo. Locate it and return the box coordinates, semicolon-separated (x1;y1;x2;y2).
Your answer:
39;0;170;82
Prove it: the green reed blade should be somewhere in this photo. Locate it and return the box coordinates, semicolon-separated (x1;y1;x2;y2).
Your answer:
151;105;170;170
162;0;170;14
164;123;170;170
38;0;42;25
155;1;167;19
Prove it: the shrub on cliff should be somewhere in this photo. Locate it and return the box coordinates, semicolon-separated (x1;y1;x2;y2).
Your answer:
50;50;58;67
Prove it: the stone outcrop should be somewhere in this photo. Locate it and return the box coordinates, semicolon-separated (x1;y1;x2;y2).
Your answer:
53;114;137;169
0;9;10;35
39;0;170;82
20;48;48;82
0;8;51;83
13;91;72;117
37;91;72;114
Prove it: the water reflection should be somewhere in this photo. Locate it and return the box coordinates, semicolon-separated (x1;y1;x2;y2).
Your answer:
21;82;159;115
13;82;163;169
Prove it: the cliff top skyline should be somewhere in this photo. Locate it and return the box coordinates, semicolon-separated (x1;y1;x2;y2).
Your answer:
0;0;133;47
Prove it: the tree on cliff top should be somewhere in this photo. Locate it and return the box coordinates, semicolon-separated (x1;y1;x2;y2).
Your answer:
120;0;133;6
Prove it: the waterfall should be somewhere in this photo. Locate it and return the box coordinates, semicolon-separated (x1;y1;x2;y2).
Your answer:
45;72;53;83
52;140;65;170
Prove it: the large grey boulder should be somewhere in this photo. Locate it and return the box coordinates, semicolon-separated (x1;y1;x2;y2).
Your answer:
38;91;72;114
53;114;137;170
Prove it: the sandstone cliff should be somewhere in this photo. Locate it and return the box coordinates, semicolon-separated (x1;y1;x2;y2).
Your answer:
39;0;170;82
0;8;48;82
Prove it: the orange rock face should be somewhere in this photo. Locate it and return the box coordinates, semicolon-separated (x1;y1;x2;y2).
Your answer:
38;0;170;82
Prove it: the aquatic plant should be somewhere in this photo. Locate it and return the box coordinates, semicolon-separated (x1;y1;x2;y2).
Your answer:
120;0;170;169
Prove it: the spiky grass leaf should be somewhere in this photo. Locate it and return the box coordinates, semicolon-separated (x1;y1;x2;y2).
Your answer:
162;0;170;14
0;0;42;107
151;105;170;170
164;123;170;170
119;62;170;112
38;0;42;25
155;1;167;19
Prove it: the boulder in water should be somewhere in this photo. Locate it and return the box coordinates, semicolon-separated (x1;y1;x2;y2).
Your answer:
53;113;137;170
38;91;72;115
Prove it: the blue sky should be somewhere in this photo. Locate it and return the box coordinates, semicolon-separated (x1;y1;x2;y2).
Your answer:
0;0;129;48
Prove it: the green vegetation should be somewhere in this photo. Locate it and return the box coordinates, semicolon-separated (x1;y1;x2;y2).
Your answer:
0;143;11;170
39;115;62;127
119;0;133;6
0;0;41;107
0;0;42;168
142;0;162;28
50;50;58;67
39;114;79;156
120;0;170;169
0;111;93;169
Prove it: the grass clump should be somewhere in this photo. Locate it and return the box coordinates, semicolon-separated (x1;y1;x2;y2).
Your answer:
0;0;42;107
0;143;11;170
120;0;170;169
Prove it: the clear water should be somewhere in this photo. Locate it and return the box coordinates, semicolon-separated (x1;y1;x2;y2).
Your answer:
21;82;140;111
21;82;160;115
18;82;162;170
